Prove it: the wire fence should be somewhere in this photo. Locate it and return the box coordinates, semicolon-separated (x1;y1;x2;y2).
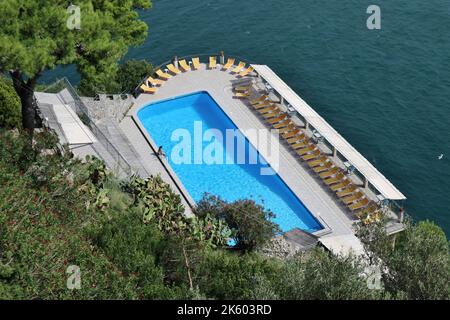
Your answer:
43;78;133;176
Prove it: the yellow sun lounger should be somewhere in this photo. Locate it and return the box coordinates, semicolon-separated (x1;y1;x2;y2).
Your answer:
342;192;364;205
313;161;333;174
287;133;306;144
363;210;382;224
147;76;164;86
302;149;321;161
273;119;292;129
336;185;357;198
263;111;281;119
356;205;377;219
292;140;310;150
253;101;271;110
209;56;217;69
296;145;315;156
349;198;370;211
192;57;201;70
307;155;328;168
282;129;301;140
156;69;172;80
258;106;277;114
277;124;296;135
222;58;235;71
231;61;246;73
140;84;157;94
179;59;191;71
330;179;350;191
239;66;254;77
267;113;287;124
234;85;251;92
251;95;268;105
167;64;181;75
324;173;345;185
319;167;339;179
234;91;251;98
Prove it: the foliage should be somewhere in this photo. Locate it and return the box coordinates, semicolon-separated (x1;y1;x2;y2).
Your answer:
86;188;190;299
0;0;152;128
116;59;154;93
272;249;381;300
0;77;21;128
128;177;231;248
1;129;449;300
191;249;281;300
195;194;280;252
358;219;450;300
0;130;139;299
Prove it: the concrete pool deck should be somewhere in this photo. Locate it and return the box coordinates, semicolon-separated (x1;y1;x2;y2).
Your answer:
124;63;360;245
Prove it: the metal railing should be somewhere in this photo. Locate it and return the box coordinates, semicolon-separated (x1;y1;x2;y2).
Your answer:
43;78;133;176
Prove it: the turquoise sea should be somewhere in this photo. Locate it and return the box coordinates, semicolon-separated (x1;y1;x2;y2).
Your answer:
43;0;450;235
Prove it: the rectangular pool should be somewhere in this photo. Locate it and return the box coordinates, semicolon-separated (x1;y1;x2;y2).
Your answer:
137;91;323;233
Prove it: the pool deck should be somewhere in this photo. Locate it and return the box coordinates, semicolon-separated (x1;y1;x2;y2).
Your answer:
124;63;362;249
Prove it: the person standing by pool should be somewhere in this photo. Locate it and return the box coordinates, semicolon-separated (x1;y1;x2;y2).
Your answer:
157;145;167;158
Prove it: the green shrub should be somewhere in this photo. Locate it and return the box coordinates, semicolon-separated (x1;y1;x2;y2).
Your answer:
273;249;380;300
0;77;21;128
195;194;280;252
191;249;281;300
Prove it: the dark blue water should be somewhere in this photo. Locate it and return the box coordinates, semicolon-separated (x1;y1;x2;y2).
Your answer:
43;0;450;235
137;92;323;233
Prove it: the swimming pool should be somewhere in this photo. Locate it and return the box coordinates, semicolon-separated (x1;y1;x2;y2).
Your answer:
137;91;323;233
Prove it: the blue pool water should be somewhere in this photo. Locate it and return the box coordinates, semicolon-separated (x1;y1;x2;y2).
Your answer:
137;91;322;233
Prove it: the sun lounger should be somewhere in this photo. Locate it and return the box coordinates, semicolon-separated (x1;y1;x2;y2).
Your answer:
296;145;315;156
349;198;370;211
273;119;291;129
253;101;271;110
156;69;172;80
222;58;235;71
140;84;157;94
371;211;382;222
263;111;281;119
307;156;328;168
356;205;377;219
291;139;310;150
239;66;254;77
209;56;217;69
234;85;251;92
277;124;296;135
179;59;191;71
324;173;345;185
313;162;333;174
336;185;357;198
342;192;364;205
282;129;300;140
231;61;246;73
287;133;306;144
258;106;277;114
146;76;164;86
192;57;200;70
234;91;251;98
267;113;287;124
167;64;181;74
319;167;339;179
302;149;321;161
330;179;350;192
251;95;268;105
